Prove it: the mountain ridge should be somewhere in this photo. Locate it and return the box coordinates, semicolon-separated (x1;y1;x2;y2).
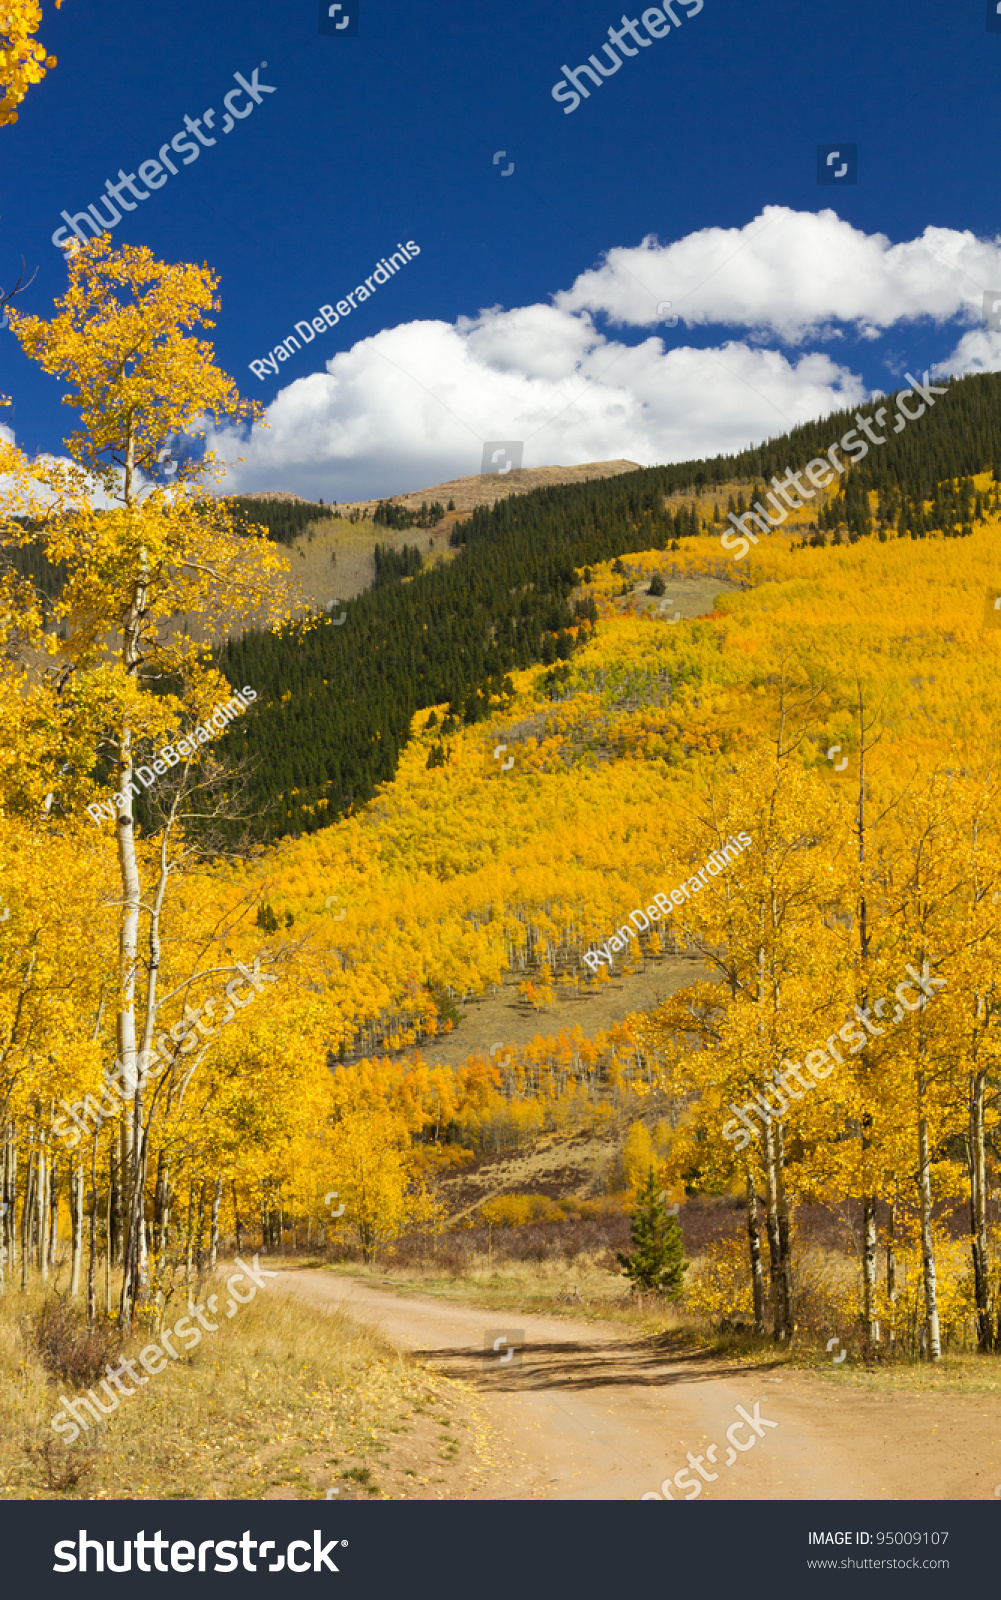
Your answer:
235;459;643;517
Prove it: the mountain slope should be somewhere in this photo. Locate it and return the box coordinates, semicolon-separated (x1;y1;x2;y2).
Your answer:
213;369;1001;840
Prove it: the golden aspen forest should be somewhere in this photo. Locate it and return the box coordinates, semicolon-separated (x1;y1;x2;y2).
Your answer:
3;1;1001;1515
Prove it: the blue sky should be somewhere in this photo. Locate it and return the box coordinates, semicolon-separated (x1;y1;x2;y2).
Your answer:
3;0;1001;499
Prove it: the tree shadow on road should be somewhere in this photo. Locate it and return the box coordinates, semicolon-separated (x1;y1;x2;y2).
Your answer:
421;1332;789;1394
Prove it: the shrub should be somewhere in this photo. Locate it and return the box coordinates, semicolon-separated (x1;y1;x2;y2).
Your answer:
685;1235;755;1327
30;1297;120;1387
575;1196;629;1221
478;1193;566;1228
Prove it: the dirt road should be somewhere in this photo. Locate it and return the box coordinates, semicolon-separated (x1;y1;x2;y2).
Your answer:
276;1271;1001;1500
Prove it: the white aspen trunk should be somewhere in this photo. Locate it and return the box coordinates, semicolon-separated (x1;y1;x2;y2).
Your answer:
917;1068;941;1361
86;1127;99;1327
37;1144;47;1282
70;1160;83;1296
8;1120;17;1281
185;1182;195;1286
970;1067;991;1350
47;1149;58;1274
862;1190;879;1346
20;1150;33;1290
209;1176;222;1269
105;1173;112;1315
775;1121;793;1338
762;1113;786;1339
0;1124;6;1285
0;1119;10;1293
745;1167;765;1334
887;1185;897;1350
115;419;150;1323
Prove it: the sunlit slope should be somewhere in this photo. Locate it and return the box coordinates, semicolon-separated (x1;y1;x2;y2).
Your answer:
238;510;1001;1059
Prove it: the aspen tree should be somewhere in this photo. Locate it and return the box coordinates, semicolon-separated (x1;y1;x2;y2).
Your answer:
5;237;299;1323
0;0;63;128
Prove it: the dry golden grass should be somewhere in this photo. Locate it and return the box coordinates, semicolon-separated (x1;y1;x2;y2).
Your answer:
0;1263;494;1500
317;1249;684;1338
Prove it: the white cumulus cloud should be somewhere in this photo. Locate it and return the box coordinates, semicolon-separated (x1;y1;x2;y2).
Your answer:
202;208;1001;500
556;207;1001;343
207;315;864;501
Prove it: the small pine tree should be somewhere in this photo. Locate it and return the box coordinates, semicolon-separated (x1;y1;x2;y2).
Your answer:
648;573;666;596
617;1168;688;1296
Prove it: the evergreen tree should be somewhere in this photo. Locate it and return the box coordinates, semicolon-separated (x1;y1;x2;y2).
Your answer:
617;1169;688;1297
234;497;335;545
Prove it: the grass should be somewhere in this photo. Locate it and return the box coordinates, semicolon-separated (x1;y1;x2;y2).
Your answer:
0;1261;494;1500
780;1343;1001;1395
293;1248;676;1333
287;1246;1001;1399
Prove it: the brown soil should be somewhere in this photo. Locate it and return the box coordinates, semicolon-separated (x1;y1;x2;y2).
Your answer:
277;1271;1001;1501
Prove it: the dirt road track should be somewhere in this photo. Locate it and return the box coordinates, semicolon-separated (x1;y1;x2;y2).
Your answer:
276;1272;1001;1501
